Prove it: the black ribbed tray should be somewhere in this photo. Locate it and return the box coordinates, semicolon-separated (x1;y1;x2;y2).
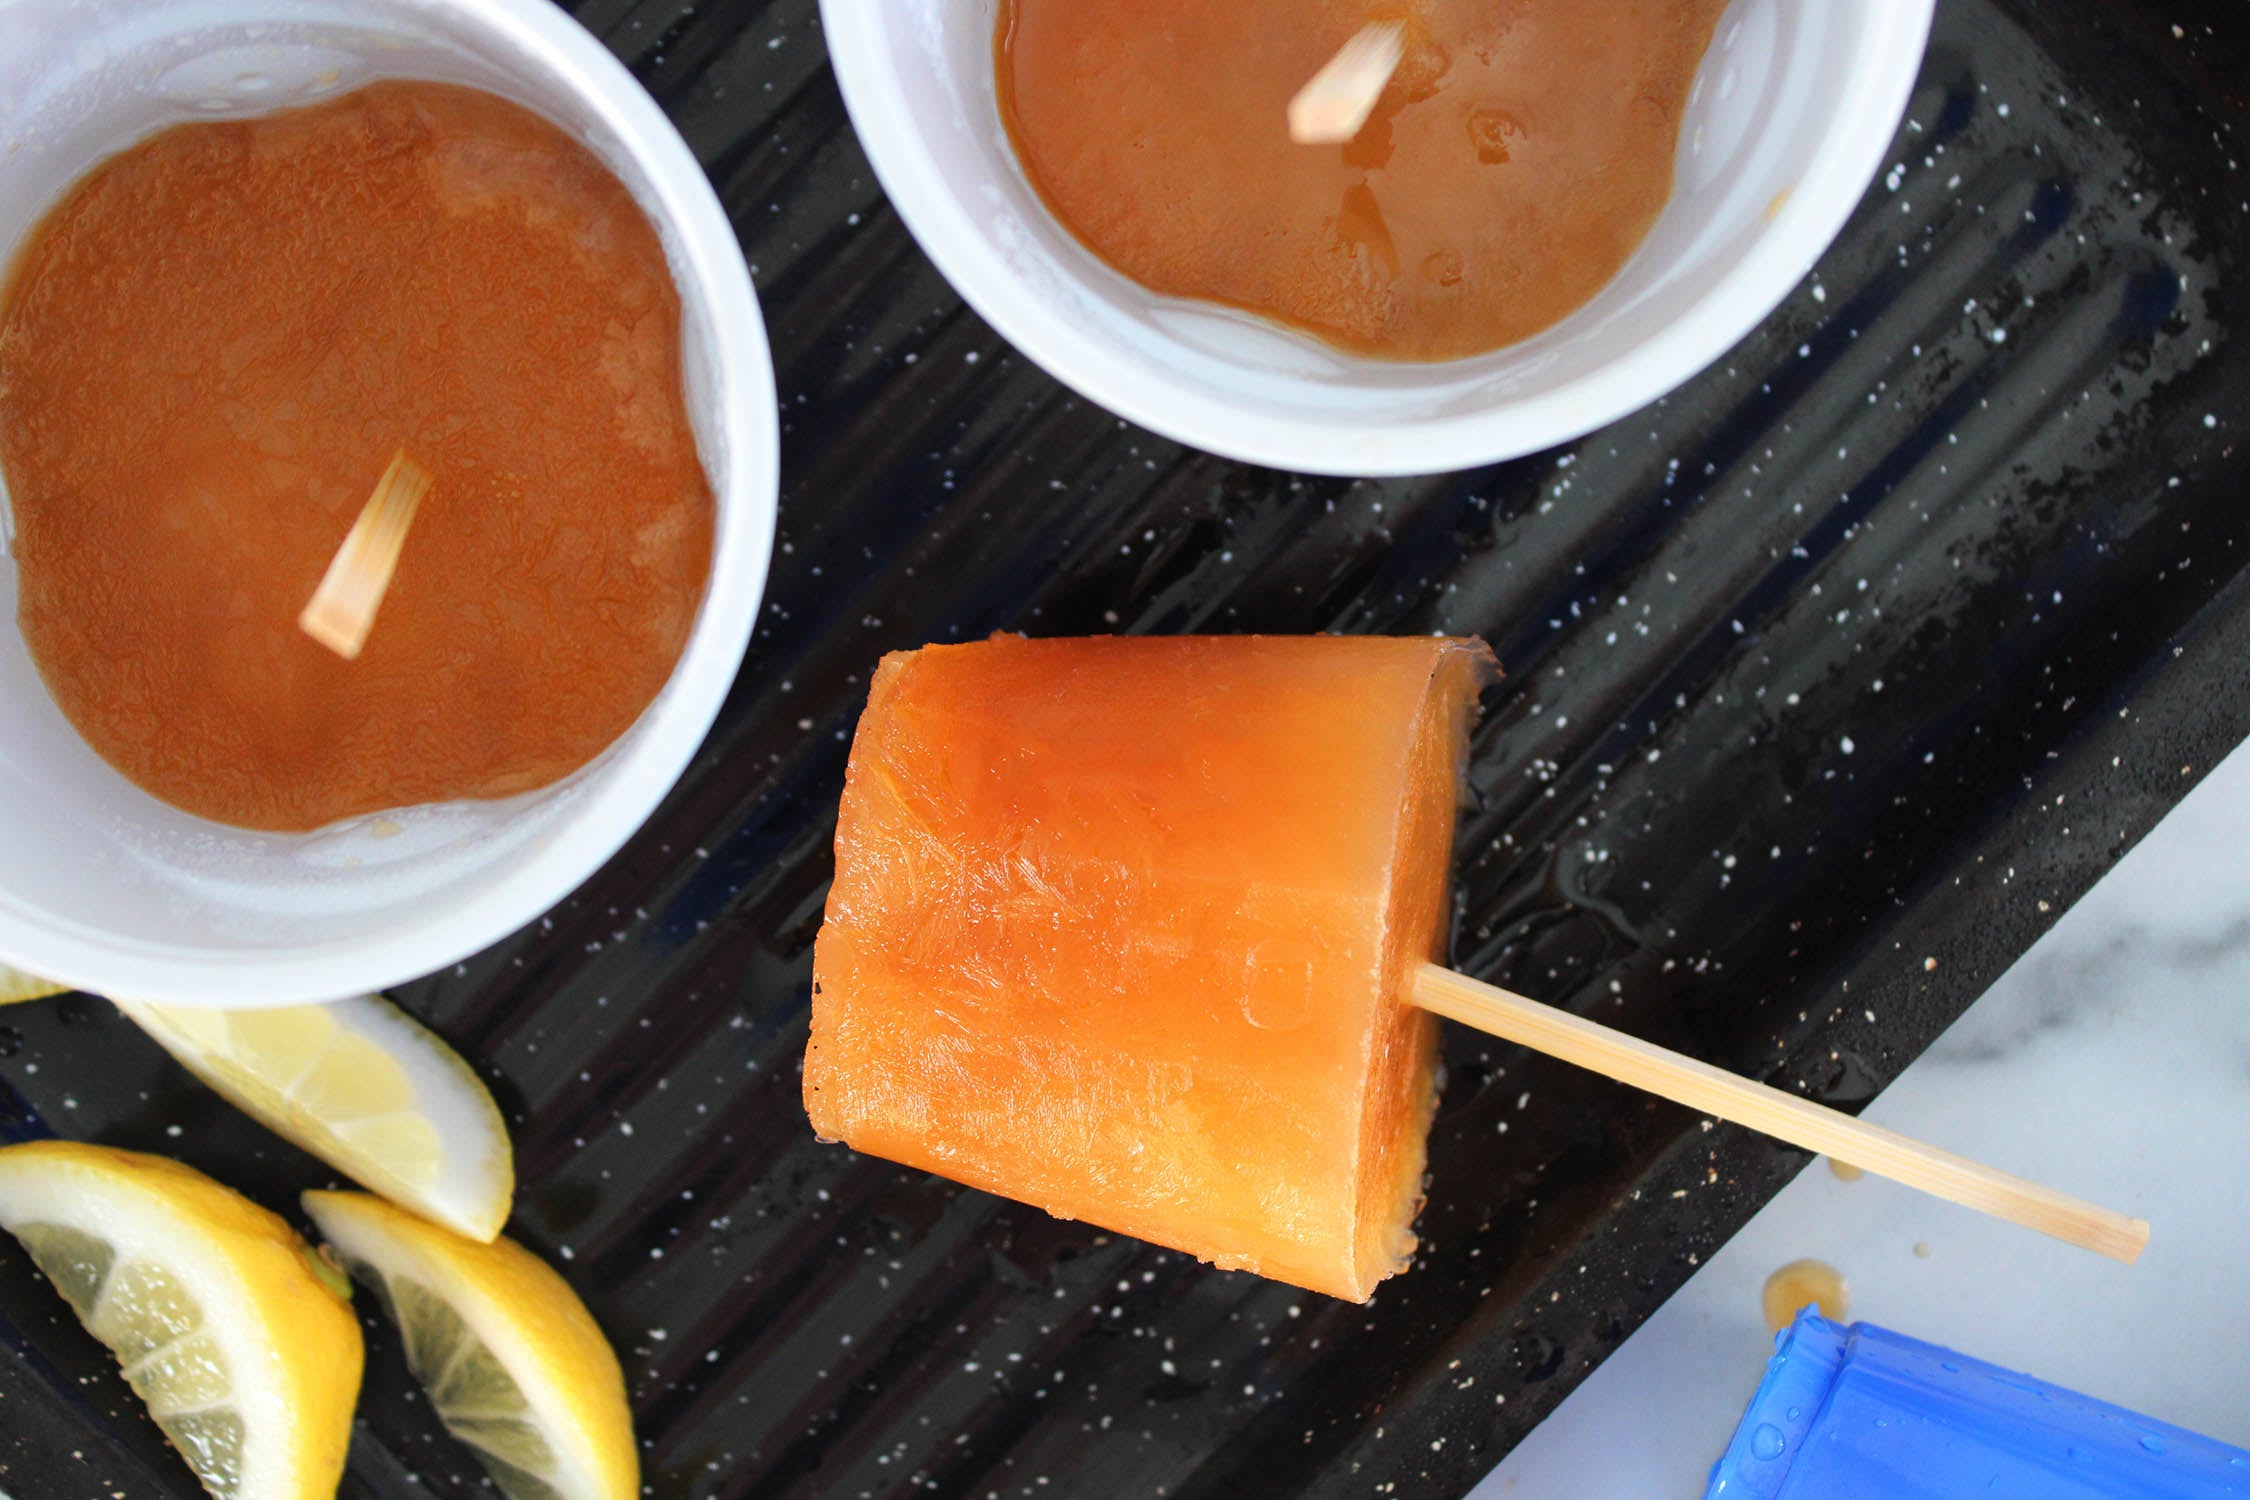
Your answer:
3;0;2248;1495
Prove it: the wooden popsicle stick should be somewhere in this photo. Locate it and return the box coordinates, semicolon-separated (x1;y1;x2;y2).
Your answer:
298;450;432;660
1288;22;1405;145
1411;962;2150;1264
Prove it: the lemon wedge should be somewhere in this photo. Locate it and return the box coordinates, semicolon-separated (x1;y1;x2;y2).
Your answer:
0;964;68;1005
302;1191;637;1500
115;995;513;1242
0;1141;361;1500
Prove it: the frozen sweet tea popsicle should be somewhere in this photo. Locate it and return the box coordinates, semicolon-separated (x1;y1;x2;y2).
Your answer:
805;634;1491;1301
806;635;2149;1303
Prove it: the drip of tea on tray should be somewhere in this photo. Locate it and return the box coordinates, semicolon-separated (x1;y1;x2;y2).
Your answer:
996;0;1730;360
0;81;713;832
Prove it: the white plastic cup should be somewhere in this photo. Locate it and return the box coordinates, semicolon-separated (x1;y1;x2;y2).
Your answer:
0;0;778;1006
821;0;1934;477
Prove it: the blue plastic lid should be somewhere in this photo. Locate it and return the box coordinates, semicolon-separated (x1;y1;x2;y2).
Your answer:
1704;1310;2250;1499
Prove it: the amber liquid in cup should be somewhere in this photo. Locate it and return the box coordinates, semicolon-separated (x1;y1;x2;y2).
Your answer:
0;82;713;832
997;0;1730;361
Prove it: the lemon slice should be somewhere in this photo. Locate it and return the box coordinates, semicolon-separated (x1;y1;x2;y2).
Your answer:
0;964;69;1005
114;995;513;1242
0;1141;361;1500
302;1191;637;1500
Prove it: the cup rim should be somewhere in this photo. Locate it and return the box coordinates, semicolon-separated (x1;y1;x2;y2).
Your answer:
0;0;778;1006
821;0;1937;477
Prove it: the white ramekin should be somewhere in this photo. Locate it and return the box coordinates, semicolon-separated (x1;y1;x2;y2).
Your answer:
0;0;778;1006
821;0;1934;477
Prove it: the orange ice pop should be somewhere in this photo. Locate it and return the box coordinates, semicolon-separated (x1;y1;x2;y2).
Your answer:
804;634;1493;1301
806;636;2149;1302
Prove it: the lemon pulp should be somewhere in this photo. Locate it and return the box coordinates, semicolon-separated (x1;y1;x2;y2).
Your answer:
0;1141;361;1500
305;1190;637;1500
117;996;513;1241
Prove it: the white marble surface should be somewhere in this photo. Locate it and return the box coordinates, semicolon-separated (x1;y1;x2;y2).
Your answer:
1473;732;2250;1498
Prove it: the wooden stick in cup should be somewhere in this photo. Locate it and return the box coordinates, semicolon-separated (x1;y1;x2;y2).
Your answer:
1410;962;2150;1264
299;450;432;661
1288;22;1405;145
